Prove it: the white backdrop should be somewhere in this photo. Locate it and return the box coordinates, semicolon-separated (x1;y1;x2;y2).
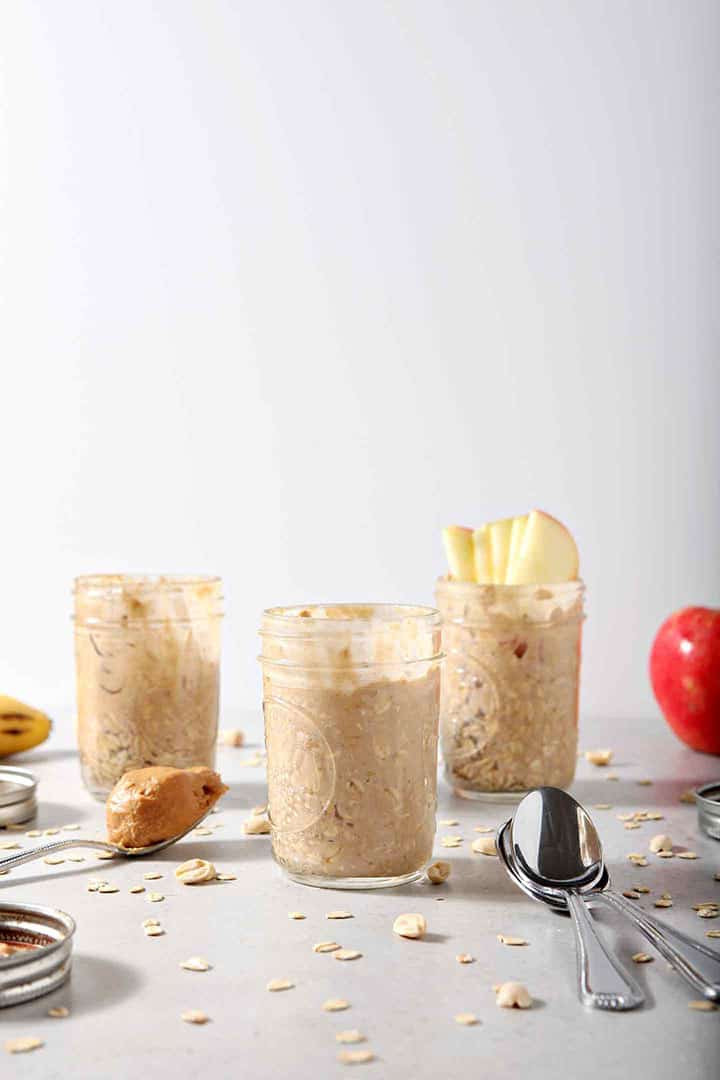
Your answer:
1;0;718;724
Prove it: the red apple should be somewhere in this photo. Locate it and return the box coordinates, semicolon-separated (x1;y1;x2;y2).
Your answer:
650;606;720;755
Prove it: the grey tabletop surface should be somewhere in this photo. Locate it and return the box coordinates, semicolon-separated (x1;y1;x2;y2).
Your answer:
1;711;719;1079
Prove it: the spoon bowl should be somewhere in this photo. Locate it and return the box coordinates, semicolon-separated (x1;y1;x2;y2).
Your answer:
510;787;603;888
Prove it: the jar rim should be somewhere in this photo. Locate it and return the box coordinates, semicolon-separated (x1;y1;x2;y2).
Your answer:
74;574;222;594
261;602;441;626
435;576;585;595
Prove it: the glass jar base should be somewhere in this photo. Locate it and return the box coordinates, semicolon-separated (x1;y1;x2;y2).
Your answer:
283;868;424;890
452;785;528;804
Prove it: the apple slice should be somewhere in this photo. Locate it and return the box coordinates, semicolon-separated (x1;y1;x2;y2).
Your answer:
472;525;493;583
488;518;514;583
506;514;528;583
507;510;579;584
442;526;476;582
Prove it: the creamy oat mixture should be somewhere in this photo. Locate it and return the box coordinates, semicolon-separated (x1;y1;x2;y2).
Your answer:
260;605;442;882
74;576;221;797
436;580;584;795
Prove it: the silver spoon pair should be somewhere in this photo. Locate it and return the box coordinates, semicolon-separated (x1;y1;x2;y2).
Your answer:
499;787;720;1011
0;810;212;875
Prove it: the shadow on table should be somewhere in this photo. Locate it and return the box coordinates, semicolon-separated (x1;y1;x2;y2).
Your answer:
53;953;144;1016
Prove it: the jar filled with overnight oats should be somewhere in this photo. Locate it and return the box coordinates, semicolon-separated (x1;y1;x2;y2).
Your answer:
259;604;443;888
73;575;223;800
436;579;585;801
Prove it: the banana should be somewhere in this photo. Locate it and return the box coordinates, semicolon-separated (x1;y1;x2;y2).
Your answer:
0;695;52;757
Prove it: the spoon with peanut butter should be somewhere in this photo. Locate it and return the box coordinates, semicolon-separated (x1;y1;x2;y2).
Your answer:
0;766;228;874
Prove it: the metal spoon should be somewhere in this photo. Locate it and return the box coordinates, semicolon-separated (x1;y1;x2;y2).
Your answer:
511;787;720;1002
0;810;212;875
498;819;610;911
506;791;644;1011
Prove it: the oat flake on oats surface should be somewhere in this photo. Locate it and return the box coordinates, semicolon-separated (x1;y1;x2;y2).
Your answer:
5;1037;44;1054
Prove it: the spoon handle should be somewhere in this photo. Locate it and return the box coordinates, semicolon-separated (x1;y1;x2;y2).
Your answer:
598;891;720;1002
566;891;645;1010
0;838;116;875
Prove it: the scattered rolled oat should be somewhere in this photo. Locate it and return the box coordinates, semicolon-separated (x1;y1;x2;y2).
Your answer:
327;911;353;920
654;899;673;908
637;779;653;786
216;873;236;882
220;728;244;747
338;1050;375;1065
130;885;145;894
143;872;163;880
454;1012;478;1026
0;841;20;850
471;836;497;856
497;935;528;946
313;942;341;953
617;813;634;822
181;1010;209;1024
336;1030;365;1044
456;953;474;964
623;891;641;900
334;950;362;961
439;819;459;827
698;909;719;919
393;913;426;940
144;925;164;937
585;749;613;767
62;823;81;831
679;790;696;804
715;872;720;881
631;953;653;963
706;929;720;938
427;861;451;885
142;917;160;928
98;883;119;894
67;855;85;862
96;851;115;860
657;851;675;859
495;981;532;1009
692;902;717;911
688;1000;718;1012
606;774;619;781
677;851;698;860
48;1006;70;1017
43;828;60;836
87;880;106;892
180;957;211;972
323;999;350;1012
441;836;463;848
25;829;41;838
474;826;494;833
175;858;216;885
43;855;65;865
4;1037;43;1054
148;892;165;902
289;912;306;920
243;817;271;835
634;885;651;894
627;854;649;867
267;978;294;992
649;834;672;853
593;804;612;810
624;822;641;831
192;827;213;836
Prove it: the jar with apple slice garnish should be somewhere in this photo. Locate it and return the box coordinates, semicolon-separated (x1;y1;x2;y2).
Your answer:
437;511;585;800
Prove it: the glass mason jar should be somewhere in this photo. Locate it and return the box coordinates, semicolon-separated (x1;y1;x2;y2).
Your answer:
73;575;223;800
259;604;443;889
436;579;585;801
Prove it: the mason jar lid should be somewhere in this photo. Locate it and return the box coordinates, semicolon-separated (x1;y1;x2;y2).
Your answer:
0;767;38;827
695;781;720;841
0;902;75;1008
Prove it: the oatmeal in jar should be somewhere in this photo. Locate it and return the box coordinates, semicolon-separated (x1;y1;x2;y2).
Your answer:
436;579;584;799
74;575;222;800
259;604;443;888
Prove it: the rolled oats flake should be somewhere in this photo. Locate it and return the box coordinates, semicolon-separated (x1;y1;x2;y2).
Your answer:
130;885;145;894
439;819;459;826
337;1050;375;1065
679;790;696;804
43;855;65;865
497;935;528;946
267;978;294;992
313;942;341;953
456;954;474;964
148;892;165;902
251;805;268;816
471;836;497;856
0;841;20;850
144;925;164;936
649;834;673;853
654;899;673;908
392;914;426;939
181;957;211;972
441;836;463;847
336;1030;365;1044
243;817;271;835
98;884;119;893
334;950;362;961
454;1013;478;1025
216;873;236;882
677;851;698;860
322;999;350;1012
62;823;81;831
48;1006;70;1017
289;912;306;920
142;918;160;928
706;929;720;938
426;861;451;885
495;981;532;1009
688;1000;718;1011
181;1010;209;1024
43;828;60;836
143;872;163;880
698;909;719;919
632;953;653;963
327;911;353;920
473;826;494;833
4;1037;43;1054
585;749;613;766
175;858;216;885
